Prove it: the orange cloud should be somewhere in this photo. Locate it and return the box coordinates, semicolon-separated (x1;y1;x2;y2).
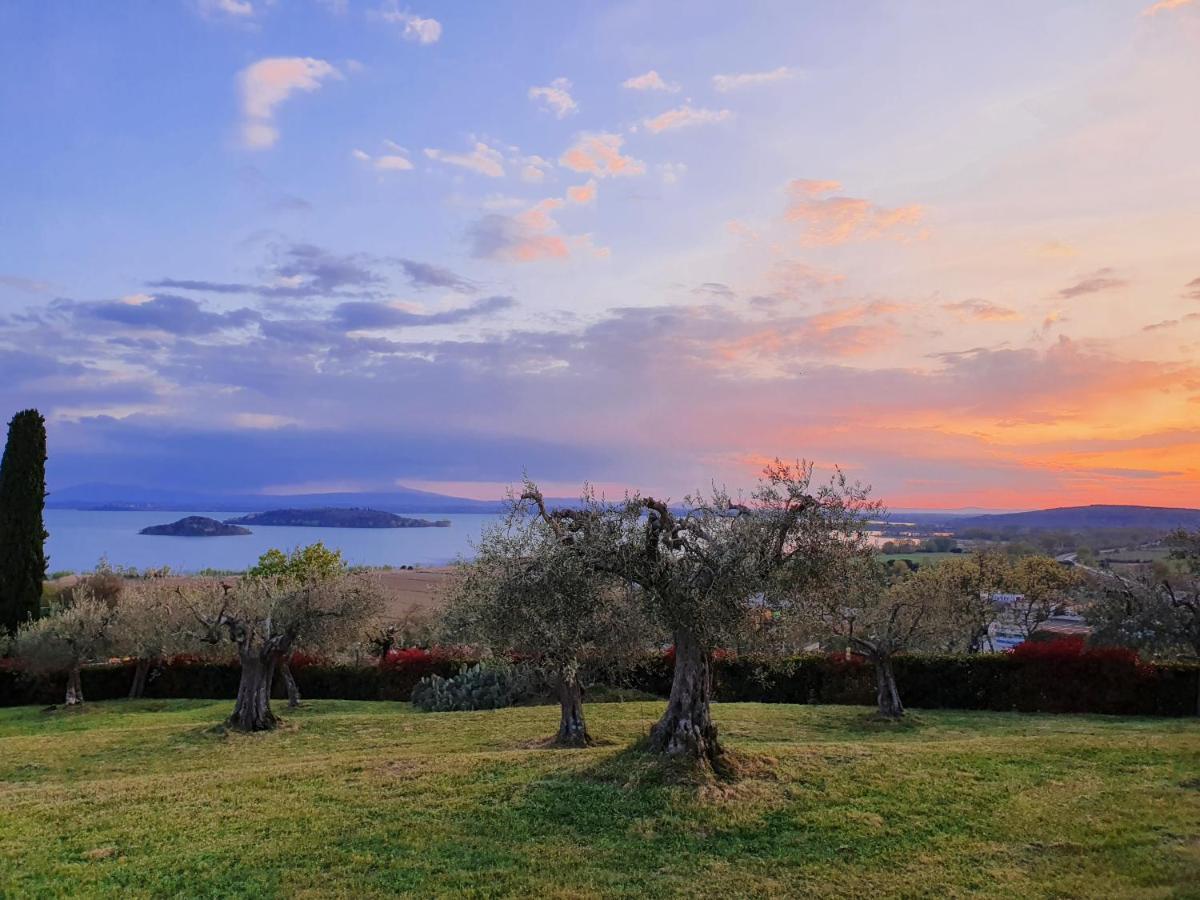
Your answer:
942;299;1021;322
643;105;732;133
1142;0;1196;15
784;180;926;245
567;180;597;205
711;301;905;366
559;133;645;177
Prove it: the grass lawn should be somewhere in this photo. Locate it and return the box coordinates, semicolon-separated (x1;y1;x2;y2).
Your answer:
1;700;1198;898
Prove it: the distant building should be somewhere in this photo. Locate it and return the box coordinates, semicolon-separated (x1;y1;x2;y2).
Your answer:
1032;613;1091;639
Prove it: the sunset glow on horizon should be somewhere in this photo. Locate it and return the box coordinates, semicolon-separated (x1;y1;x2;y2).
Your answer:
2;1;1198;510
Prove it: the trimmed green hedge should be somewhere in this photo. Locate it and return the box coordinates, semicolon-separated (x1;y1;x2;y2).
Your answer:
622;650;1200;717
2;651;1197;716
0;657;462;708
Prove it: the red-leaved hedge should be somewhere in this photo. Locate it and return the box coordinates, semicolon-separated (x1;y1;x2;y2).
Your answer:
1;643;1196;716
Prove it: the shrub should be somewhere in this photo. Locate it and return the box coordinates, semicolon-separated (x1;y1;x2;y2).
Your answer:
411;662;532;712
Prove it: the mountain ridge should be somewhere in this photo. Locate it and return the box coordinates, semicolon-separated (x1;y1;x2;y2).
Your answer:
944;504;1200;532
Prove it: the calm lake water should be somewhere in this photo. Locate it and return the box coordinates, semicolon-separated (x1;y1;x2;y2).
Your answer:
44;509;503;574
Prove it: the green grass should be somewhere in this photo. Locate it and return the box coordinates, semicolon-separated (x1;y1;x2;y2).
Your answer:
1;700;1198;898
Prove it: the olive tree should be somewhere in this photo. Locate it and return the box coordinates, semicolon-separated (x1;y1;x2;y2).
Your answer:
526;460;875;769
441;493;656;746
110;578;197;698
189;573;383;731
14;588;119;705
245;542;349;707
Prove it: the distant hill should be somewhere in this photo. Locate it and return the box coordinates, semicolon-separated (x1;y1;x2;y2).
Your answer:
139;516;252;537
225;508;450;529
948;505;1200;533
47;483;512;514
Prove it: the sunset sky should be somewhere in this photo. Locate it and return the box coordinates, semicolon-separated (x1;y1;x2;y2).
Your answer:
1;0;1198;509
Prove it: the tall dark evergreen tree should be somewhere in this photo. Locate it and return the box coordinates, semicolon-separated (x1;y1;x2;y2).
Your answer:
0;409;48;632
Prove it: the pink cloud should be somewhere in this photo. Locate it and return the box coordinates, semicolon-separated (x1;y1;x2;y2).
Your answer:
238;57;340;149
942;299;1021;322
784;179;926;245
424;142;505;177
621;70;680;93
559;133;645;177
1142;0;1196;14
529;78;577;118
643;105;732;134
471;188;607;264
567;180;597;204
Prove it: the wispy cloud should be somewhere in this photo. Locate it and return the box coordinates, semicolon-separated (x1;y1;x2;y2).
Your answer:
424;141;506;177
519;155;553;183
469;183;608;263
377;4;442;42
643;105;731;134
333;295;513;330
53;294;259;336
352;143;413;171
238;57;340;149
396;259;477;293
149;243;387;301
712;66;797;92
559;133;645;177
784;179;926;245
528;78;577;118
942;299;1021;322
1183;277;1200;300
621;70;680;92
0;275;52;294
197;0;256;20
1057;268;1127;299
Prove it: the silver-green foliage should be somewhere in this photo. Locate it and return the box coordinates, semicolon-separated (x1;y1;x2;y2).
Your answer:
411;662;531;712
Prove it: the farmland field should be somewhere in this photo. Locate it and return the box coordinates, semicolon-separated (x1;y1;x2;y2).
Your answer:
1;700;1197;897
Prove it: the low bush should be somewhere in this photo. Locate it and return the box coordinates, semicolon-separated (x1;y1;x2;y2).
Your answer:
410;662;533;712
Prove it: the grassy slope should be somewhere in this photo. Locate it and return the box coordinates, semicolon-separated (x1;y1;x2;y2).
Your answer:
1;701;1197;899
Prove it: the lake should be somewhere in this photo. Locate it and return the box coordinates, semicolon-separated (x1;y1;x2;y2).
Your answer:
43;509;504;574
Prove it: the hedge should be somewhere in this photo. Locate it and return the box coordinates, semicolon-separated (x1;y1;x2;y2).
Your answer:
2;640;1197;717
622;638;1200;717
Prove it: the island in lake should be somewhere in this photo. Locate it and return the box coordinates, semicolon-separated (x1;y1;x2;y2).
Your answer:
224;507;451;529
140;516;252;537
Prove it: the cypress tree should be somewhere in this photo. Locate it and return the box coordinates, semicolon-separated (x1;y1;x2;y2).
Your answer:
0;409;48;632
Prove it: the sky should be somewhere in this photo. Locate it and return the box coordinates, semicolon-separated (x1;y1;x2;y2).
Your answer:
1;0;1198;510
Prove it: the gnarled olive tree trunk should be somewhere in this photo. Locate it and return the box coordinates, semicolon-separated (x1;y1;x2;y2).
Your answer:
648;629;722;766
280;661;301;708
129;657;152;699
64;663;84;706
872;653;904;719
229;651;279;731
553;673;591;747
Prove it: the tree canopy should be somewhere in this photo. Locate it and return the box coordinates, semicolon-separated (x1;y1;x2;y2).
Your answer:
0;409;47;632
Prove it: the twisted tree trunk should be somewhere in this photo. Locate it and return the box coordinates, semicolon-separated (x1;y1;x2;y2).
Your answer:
873;653;904;719
553;673;591;747
648;629;723;767
64;663;83;706
280;661;301;709
229;652;278;731
129;657;152;699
